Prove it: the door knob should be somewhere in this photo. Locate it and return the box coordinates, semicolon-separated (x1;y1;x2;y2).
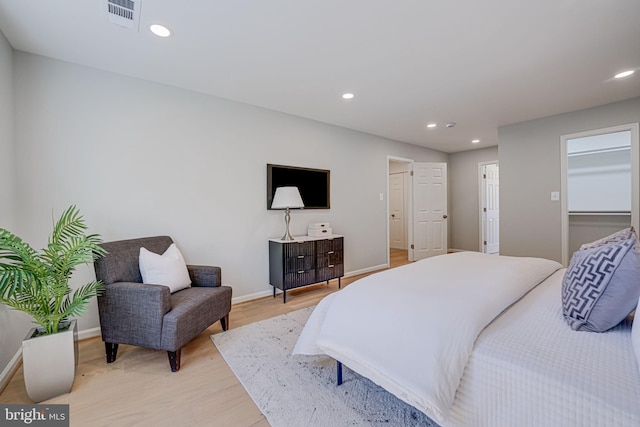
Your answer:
443;215;448;219
391;214;395;218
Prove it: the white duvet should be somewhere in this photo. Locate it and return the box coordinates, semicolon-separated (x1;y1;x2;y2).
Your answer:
293;252;561;423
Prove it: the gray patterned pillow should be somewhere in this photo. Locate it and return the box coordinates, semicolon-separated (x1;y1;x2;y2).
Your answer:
631;301;640;369
562;236;640;332
578;227;636;251
633;303;640;370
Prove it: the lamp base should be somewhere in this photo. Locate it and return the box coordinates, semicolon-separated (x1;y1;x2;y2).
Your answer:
281;208;296;241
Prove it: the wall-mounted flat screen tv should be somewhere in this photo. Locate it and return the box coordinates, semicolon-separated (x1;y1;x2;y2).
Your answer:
267;164;330;209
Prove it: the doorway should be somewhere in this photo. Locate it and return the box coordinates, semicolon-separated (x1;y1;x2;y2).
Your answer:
560;123;639;265
389;158;411;265
479;161;500;254
387;157;449;266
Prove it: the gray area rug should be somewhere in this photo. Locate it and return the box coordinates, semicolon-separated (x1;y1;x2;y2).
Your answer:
211;307;439;427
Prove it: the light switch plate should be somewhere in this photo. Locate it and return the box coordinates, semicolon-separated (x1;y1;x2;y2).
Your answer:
551;191;560;201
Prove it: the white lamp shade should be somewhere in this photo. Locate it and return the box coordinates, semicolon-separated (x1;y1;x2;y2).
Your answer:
271;186;304;209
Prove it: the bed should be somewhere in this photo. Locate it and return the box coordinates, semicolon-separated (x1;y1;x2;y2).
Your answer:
293;251;640;427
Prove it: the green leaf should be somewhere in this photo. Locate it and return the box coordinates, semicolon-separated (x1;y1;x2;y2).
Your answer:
0;206;106;335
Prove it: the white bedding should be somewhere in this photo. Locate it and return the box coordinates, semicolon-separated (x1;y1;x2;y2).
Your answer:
445;269;640;427
293;252;562;423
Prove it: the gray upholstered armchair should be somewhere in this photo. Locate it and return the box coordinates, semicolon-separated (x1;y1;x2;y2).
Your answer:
93;236;232;372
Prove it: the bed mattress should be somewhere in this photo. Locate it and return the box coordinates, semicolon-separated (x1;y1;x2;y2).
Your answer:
444;269;640;427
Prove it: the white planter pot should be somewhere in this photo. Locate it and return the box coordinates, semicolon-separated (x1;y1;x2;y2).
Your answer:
22;319;78;402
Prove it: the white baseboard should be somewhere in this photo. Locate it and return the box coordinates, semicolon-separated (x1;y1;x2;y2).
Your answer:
232;289;274;304
344;264;388;277
231;264;388;306
78;326;102;341
0;348;22;394
1;263;391;391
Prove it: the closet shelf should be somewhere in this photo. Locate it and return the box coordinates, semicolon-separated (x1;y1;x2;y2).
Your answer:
568;211;631;216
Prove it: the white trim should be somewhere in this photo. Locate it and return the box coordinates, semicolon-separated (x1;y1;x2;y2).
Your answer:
233;289;275;304
1;260;392;389
344;264;388;277
387;156;414;266
77;327;102;341
478;160;499;253
0;348;22;394
233;264;390;305
560;123;639;265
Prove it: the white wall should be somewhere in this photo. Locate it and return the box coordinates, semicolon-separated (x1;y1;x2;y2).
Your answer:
0;31;33;388
9;52;446;344
448;146;499;251
0;31;14;237
499;97;640;262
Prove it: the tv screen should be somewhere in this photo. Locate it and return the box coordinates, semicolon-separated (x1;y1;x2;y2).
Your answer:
267;164;330;209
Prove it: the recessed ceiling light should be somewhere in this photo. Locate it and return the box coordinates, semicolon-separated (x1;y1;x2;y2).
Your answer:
150;24;171;37
342;93;354;100
472;139;480;144
614;70;634;79
427;123;437;128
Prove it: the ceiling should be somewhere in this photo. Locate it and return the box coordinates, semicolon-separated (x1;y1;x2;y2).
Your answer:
0;0;639;153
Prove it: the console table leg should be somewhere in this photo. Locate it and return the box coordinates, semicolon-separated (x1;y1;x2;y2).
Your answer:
283;289;287;303
338;277;341;289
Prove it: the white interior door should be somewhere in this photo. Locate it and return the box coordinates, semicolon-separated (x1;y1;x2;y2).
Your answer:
482;163;500;254
389;172;407;249
412;162;448;260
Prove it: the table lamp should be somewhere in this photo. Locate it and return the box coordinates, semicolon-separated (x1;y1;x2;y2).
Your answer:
271;186;304;240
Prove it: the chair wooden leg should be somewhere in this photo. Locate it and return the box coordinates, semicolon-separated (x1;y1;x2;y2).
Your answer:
105;342;119;363
168;349;181;372
220;314;230;331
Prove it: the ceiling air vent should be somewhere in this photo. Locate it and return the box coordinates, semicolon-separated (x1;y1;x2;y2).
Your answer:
105;0;141;30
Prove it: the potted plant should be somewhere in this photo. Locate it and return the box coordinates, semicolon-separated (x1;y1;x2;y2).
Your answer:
0;205;106;402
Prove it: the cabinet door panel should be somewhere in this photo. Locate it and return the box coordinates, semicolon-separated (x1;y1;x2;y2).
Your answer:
316;250;343;268
283;241;315;257
284;270;316;289
317;264;344;281
316;237;343;254
284;255;314;273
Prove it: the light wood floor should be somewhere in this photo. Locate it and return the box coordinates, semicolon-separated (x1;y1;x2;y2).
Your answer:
0;249;411;426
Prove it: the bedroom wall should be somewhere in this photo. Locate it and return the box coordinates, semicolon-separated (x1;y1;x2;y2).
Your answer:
0;31;32;389
0;31;14;235
448;146;499;251
8;51;447;349
499;97;640;262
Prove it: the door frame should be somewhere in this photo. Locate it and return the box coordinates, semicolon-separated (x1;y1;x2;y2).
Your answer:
389;171;409;250
560;123;639;266
387;156;414;267
478;160;499;253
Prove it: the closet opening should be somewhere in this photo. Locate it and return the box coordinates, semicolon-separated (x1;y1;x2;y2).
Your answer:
560;123;639;265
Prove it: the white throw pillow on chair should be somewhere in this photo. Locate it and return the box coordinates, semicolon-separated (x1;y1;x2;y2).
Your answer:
139;243;191;293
